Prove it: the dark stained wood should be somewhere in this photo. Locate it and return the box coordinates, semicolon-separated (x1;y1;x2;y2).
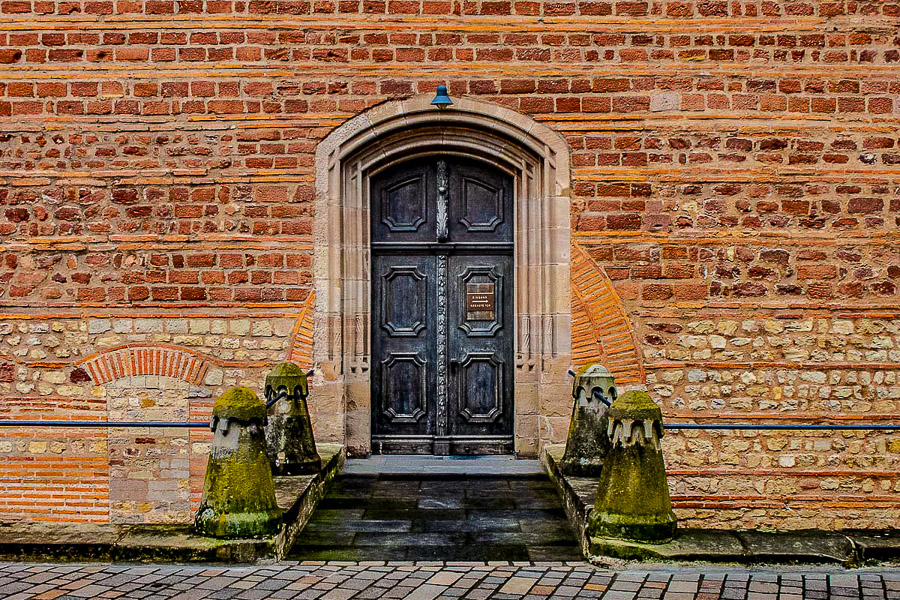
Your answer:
372;158;435;244
448;253;514;440
450;161;513;243
371;254;437;453
371;157;514;455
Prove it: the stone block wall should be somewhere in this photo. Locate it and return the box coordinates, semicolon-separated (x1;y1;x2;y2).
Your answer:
0;0;898;527
0;314;322;523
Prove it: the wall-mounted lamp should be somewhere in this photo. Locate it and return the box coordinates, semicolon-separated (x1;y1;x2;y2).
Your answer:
431;85;453;108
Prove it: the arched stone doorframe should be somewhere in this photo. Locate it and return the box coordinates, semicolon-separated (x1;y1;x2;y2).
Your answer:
313;95;572;457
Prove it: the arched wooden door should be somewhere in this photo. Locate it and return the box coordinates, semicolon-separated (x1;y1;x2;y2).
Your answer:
370;156;515;455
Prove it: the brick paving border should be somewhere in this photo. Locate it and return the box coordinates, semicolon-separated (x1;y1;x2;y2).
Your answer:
2;562;900;600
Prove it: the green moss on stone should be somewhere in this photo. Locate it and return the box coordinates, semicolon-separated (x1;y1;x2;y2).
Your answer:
265;362;309;400
606;389;661;424
195;387;282;539
212;387;267;424
588;390;677;544
268;362;305;378
560;404;609;477
194;426;282;537
264;363;319;475
561;363;615;477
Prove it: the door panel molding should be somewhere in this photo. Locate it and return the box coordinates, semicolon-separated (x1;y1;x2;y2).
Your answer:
380;265;427;337
381;175;427;232
459;177;503;233
457;351;504;424
450;162;513;243
448;253;514;442
457;265;504;337
380;352;428;424
371;253;436;442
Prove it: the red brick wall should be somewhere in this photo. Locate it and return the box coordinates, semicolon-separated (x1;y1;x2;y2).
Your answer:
0;396;108;521
1;0;899;527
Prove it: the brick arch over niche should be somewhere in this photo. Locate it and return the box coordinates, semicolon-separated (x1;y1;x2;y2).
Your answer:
571;243;644;385
287;291;316;369
76;344;212;385
314;95;583;456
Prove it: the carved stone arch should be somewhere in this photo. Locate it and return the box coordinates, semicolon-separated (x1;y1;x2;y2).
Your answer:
314;95;573;456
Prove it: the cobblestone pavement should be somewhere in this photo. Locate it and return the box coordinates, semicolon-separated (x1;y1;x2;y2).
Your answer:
2;562;900;600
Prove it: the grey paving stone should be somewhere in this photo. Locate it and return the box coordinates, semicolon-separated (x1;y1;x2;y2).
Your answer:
721;587;747;599
306;519;413;533
804;579;829;590
289;474;580;563
749;582;780;594
667;581;700;593
2;560;899;600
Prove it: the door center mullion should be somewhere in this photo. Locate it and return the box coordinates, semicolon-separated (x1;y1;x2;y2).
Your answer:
434;248;450;456
434;158;451;455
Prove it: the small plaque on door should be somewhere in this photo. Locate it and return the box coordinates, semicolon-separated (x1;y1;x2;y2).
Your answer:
466;283;495;320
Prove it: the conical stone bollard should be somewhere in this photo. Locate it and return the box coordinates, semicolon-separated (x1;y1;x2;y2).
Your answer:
560;364;615;476
264;362;322;475
194;387;282;538
588;390;677;543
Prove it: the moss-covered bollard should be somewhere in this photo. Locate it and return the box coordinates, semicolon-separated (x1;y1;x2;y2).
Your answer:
588;390;677;543
560;364;615;476
264;362;321;475
193;387;282;538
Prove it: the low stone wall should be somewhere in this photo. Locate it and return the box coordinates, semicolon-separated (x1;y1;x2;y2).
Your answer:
546;412;900;532
541;444;900;566
273;443;344;559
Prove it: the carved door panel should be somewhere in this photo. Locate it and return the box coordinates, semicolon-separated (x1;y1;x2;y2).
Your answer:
370;156;513;455
447;160;514;244
447;254;514;453
371;254;437;447
371;158;435;244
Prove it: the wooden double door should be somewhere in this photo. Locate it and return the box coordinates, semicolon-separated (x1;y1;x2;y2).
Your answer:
371;157;515;455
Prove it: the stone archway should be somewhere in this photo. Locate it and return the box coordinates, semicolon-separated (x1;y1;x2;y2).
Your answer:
313;95;572;457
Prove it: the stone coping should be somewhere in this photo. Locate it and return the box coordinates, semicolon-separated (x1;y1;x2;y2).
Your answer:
541;444;900;567
0;444;344;564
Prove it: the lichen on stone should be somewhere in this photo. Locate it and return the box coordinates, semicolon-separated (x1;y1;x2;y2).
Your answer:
212;387;267;424
194;386;282;539
589;390;677;544
265;362;309;402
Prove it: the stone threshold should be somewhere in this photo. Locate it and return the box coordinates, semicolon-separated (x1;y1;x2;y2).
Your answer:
0;444;344;564
541;444;900;567
343;455;543;476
